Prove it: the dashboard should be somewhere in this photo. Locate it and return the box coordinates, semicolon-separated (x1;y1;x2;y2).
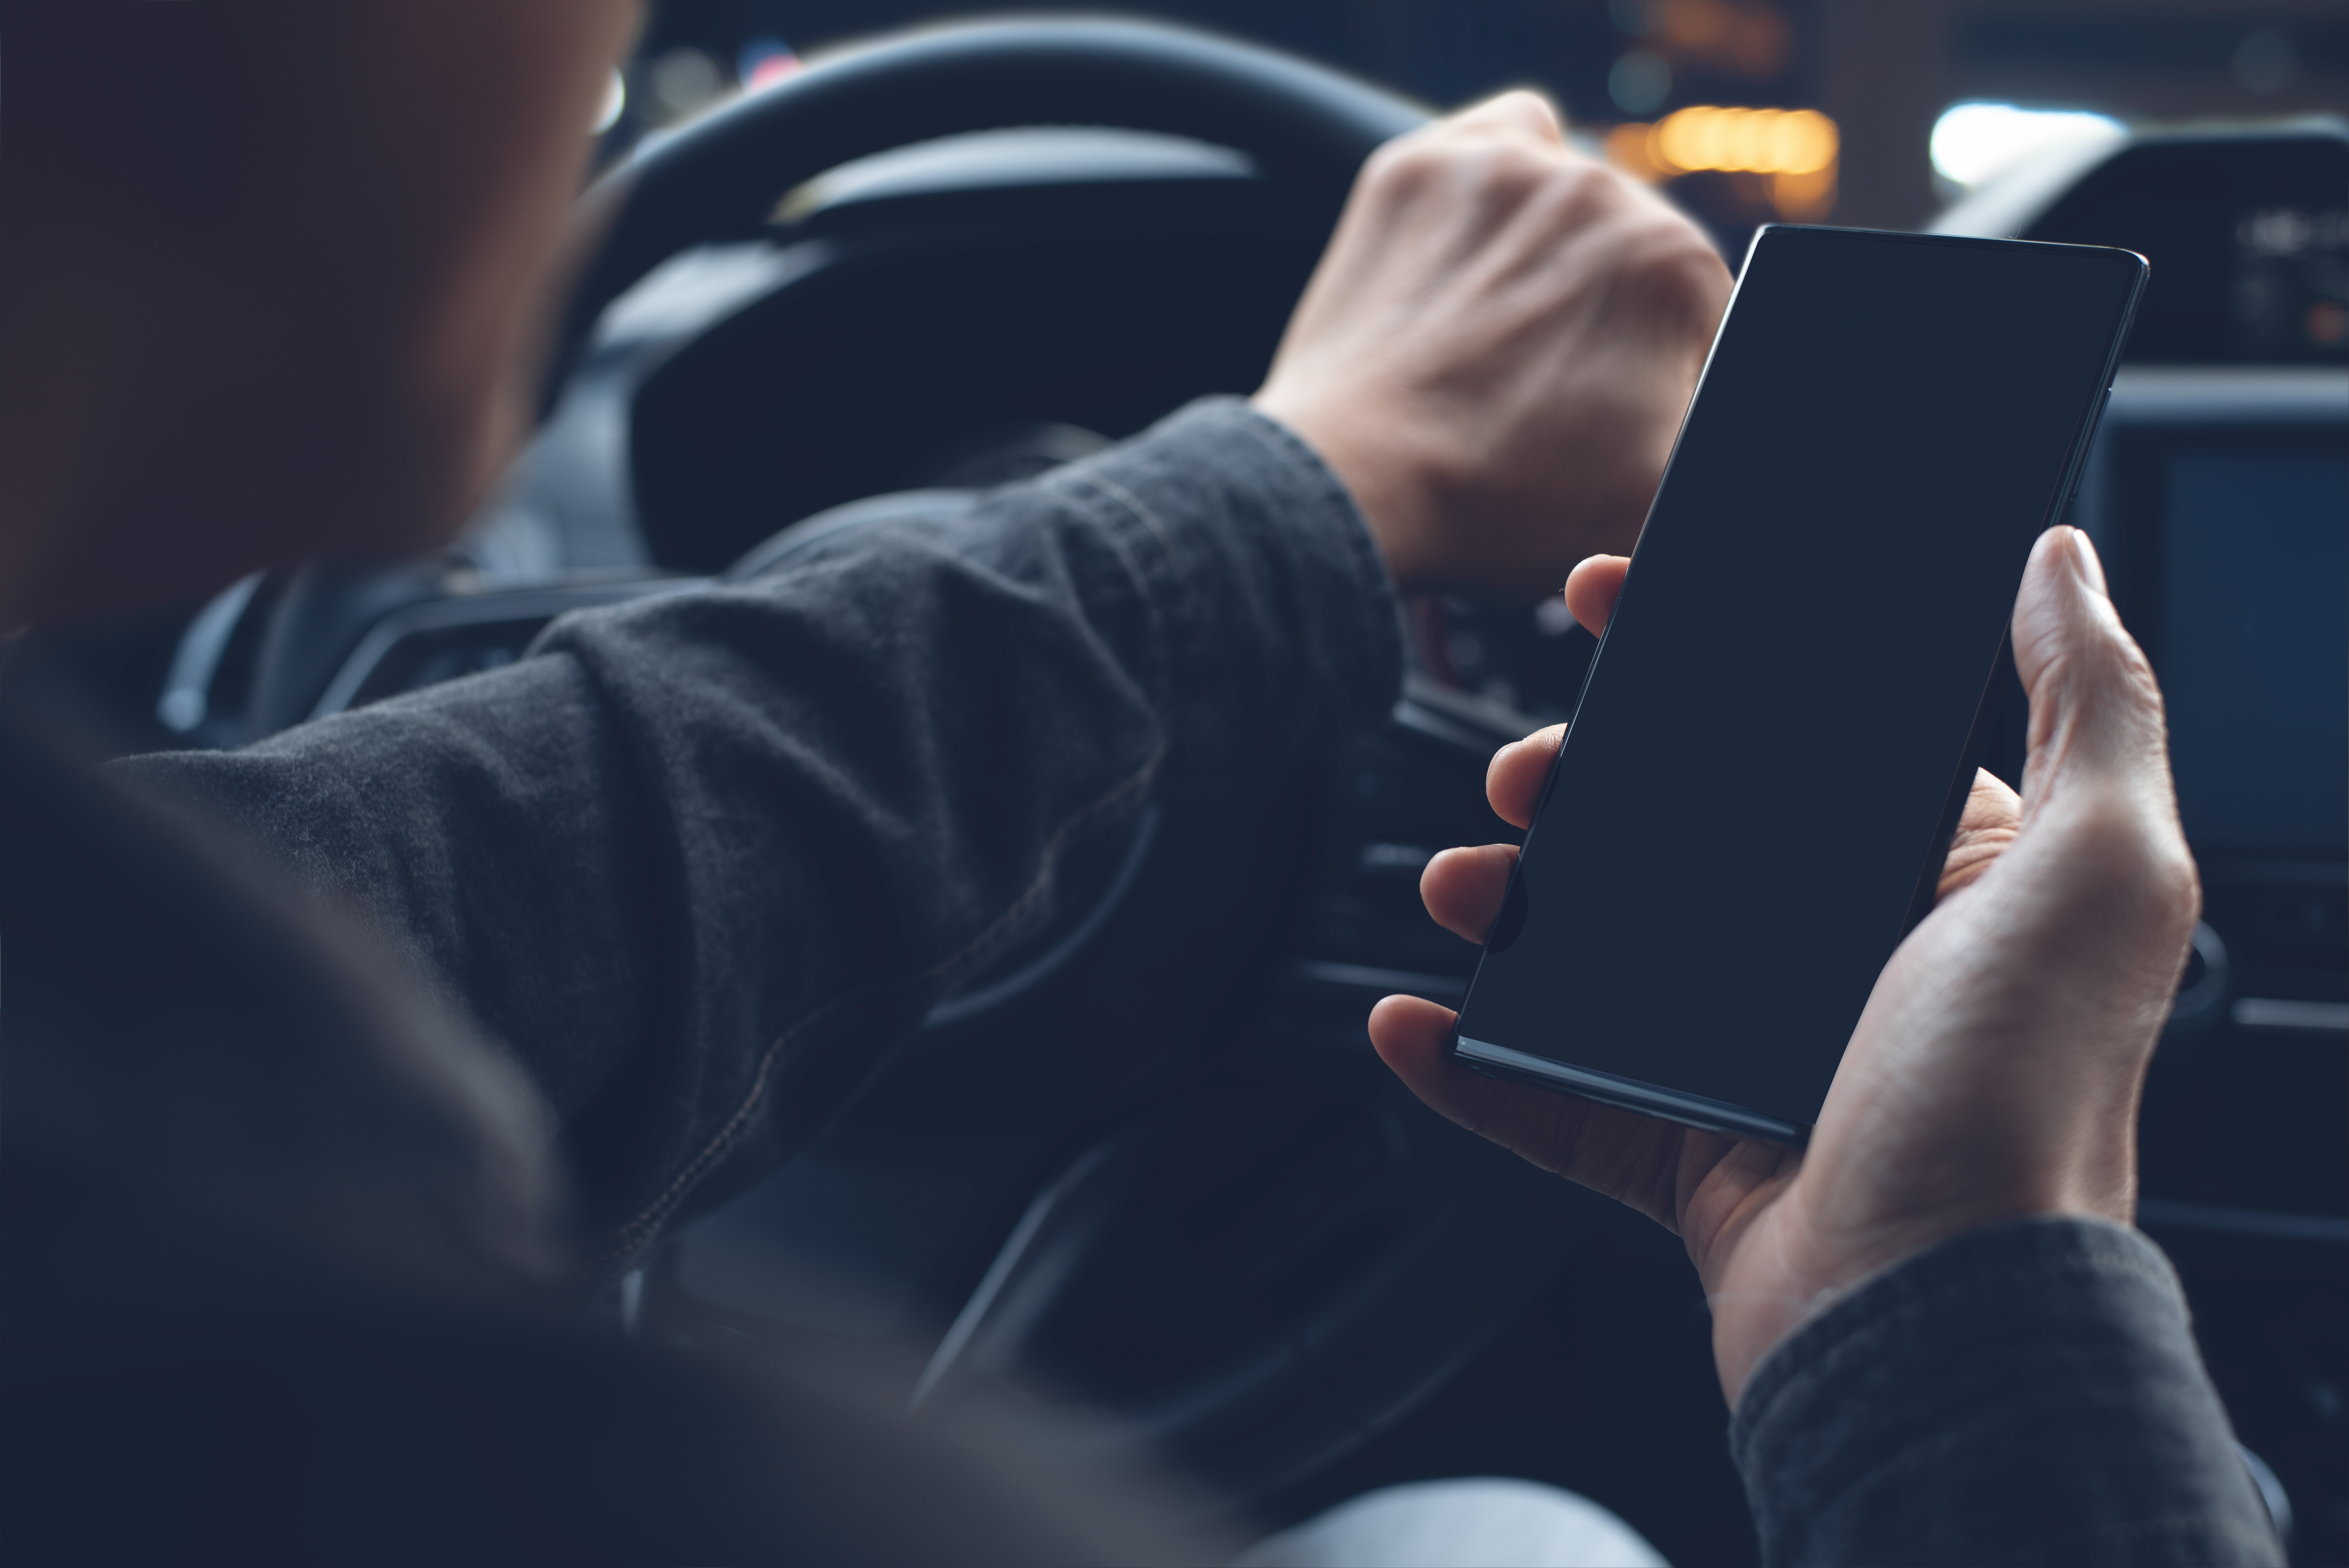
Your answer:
2082;367;2346;1223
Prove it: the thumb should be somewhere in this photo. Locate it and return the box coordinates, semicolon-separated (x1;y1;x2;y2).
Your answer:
2009;526;2177;825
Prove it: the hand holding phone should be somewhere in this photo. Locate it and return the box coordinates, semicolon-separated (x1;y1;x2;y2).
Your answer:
1370;525;2198;1405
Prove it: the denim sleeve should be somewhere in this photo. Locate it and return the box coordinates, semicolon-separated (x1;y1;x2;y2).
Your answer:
113;397;1401;1275
1729;1215;2283;1567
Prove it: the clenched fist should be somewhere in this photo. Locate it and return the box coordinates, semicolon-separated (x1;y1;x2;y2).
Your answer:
1255;91;1732;598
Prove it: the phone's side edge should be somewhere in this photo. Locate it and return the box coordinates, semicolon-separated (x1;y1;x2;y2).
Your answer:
1898;631;2017;937
1454;1036;1811;1147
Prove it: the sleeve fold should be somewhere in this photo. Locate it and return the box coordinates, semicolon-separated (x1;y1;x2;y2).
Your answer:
1730;1215;2283;1567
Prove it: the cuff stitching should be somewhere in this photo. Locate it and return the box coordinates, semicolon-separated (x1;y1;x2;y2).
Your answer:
1735;1216;2178;1438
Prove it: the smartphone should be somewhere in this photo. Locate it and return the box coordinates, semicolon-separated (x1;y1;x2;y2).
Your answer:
1447;225;2147;1145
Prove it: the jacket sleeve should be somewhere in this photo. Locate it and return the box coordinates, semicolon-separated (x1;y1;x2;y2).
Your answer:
115;397;1403;1274
1729;1215;2284;1567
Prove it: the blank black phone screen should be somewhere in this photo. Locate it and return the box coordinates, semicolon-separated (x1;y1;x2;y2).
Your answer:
1450;226;2145;1142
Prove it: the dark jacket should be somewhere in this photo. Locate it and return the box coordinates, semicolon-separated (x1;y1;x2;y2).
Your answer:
3;399;2278;1564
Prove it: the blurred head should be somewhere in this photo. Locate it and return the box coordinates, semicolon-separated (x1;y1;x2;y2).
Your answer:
0;0;641;628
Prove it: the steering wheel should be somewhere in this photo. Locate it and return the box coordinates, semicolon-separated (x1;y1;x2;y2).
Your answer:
545;17;1423;403
233;16;1602;1507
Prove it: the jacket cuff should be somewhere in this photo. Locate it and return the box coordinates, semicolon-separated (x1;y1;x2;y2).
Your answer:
1730;1215;2281;1567
1043;396;1405;783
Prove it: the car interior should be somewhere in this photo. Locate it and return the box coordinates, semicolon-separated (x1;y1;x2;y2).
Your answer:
23;10;2345;1564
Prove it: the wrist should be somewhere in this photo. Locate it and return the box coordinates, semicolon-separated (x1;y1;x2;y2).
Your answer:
1248;393;1435;592
1712;1194;2126;1408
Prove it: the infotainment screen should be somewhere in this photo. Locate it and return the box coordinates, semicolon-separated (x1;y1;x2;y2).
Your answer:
2157;444;2349;855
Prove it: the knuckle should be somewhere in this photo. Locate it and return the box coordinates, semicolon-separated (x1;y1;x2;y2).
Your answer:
1449;88;1564;144
1625;217;1727;282
2049;804;2182;903
1527;165;1616;229
1484;144;1554;200
1360;136;1444;198
2151;838;2202;925
1410;133;1563;201
1631;239;1734;322
1369;128;1620;225
1489;87;1556;121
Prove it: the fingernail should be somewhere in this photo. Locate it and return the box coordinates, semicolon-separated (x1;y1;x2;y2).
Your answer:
2069;527;2108;598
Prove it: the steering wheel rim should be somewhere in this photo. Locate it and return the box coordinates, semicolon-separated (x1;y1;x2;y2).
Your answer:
546;16;1426;404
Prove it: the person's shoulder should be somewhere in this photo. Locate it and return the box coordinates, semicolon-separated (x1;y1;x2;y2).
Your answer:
0;702;571;1329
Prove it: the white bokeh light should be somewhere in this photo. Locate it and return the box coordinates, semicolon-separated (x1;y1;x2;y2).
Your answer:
1929;102;2125;189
